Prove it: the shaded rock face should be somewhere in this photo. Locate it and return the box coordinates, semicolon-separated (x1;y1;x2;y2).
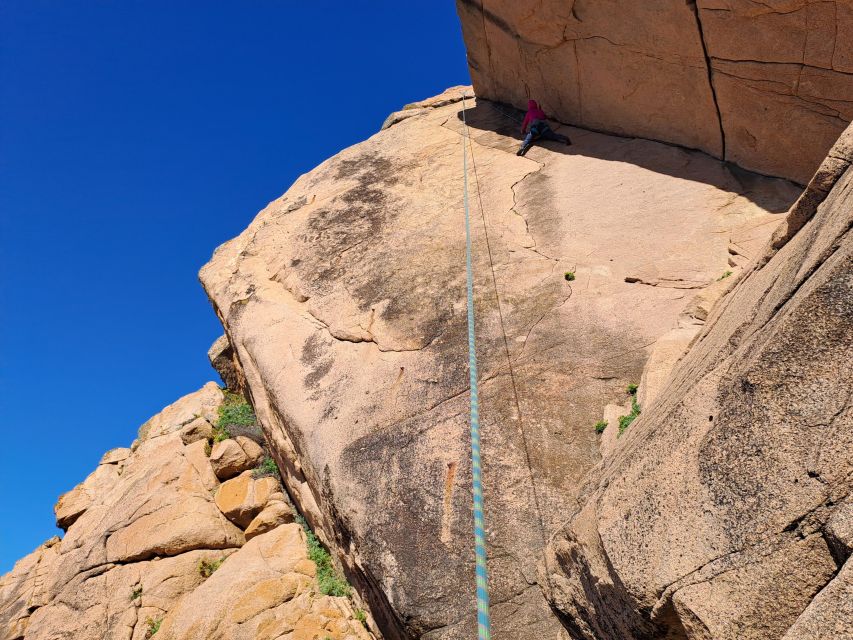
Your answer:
200;87;799;639
0;385;374;640
455;0;853;184
544;124;853;638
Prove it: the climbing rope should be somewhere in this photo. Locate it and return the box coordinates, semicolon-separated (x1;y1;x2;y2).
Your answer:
460;94;556;639
461;94;492;640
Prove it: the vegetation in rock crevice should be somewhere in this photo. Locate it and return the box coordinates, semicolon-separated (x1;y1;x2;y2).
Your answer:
594;420;608;434
618;384;641;437
212;390;257;443
252;456;280;479
295;515;352;597
145;617;161;638
198;557;224;578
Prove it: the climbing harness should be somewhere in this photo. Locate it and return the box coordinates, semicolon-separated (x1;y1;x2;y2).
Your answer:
459;94;556;639
461;94;492;640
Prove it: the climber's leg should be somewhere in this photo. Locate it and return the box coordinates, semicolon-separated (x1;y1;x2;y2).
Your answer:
517;130;536;156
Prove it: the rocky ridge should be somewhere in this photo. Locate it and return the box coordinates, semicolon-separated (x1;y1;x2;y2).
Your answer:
0;383;376;640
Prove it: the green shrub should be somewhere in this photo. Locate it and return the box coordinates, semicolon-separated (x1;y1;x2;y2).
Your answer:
717;270;733;281
145;618;161;638
626;383;638;395
130;585;142;601
354;608;367;627
217;394;256;429
594;420;608;434
295;515;352;597
212;426;231;443
198;557;223;578
253;457;280;479
564;271;576;281
618;398;641;437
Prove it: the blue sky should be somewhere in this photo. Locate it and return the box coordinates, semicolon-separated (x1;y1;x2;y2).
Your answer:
0;1;469;573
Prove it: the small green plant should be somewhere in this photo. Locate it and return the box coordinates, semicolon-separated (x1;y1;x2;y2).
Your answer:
198;557;224;578
594;420;608;434
212;426;231;443
564;271;576;281
252;456;280;479
295;515;352;597
618;398;641;437
204;440;212;456
217;393;256;430
717;270;733;281
145;617;161;638
130;585;142;601
354;608;368;627
626;383;638;395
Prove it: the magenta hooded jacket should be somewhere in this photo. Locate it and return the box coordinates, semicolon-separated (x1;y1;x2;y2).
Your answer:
521;100;547;133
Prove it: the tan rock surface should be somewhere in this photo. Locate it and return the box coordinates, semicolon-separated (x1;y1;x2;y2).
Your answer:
178;415;214;445
199;91;799;638
455;0;853;183
136;381;222;441
215;472;279;528
209;438;253;479
208;333;246;394
155;524;372;640
2;384;355;640
236;435;265;466
54;462;121;531
245;501;295;541
545;123;853;638
0;537;59;640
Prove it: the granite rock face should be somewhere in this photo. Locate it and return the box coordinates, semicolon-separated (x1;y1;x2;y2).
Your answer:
456;0;853;184
544;123;853;639
200;87;799;639
0;385;375;640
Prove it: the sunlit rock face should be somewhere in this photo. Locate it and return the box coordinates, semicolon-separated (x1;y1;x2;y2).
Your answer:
199;85;800;639
456;0;853;184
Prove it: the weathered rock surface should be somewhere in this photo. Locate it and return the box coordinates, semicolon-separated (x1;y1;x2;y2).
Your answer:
456;0;853;183
200;88;799;639
245;501;296;541
156;524;371;640
215;472;279;528
544;123;853;638
210;438;254;479
2;385;374;640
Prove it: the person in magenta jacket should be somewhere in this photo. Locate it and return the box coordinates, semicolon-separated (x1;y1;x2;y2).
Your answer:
517;99;571;156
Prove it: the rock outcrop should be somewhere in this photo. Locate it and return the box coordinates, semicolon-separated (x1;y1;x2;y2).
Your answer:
1;384;376;640
199;86;800;638
544;123;853;638
456;0;853;184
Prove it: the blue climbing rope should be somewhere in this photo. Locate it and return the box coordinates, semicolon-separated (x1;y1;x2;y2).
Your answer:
461;95;492;640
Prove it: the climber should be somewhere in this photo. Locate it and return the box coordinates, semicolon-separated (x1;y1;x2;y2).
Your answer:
517;99;571;156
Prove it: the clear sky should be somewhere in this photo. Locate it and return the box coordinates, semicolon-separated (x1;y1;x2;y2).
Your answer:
0;1;469;573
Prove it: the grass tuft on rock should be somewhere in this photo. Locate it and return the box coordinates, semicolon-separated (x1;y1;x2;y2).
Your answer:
198;557;224;578
145;618;161;638
217;393;256;429
594;420;608;434
617;384;641;437
717;270;733;280
253;457;280;479
564;271;576;281
130;585;142;601
295;515;352;597
355;608;368;627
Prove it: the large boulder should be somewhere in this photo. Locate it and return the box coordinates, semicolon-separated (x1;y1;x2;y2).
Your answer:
154;524;372;640
544;123;853;638
199;89;799;639
455;0;853;184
